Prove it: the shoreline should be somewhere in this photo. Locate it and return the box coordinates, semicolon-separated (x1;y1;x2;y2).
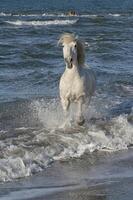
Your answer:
0;149;133;199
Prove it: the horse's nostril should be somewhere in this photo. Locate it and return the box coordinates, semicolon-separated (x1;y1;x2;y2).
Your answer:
64;57;72;63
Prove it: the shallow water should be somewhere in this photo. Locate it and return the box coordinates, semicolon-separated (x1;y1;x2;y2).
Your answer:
1;150;133;200
0;0;133;183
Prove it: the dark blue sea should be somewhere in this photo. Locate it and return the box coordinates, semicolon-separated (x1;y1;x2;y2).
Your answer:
0;1;133;199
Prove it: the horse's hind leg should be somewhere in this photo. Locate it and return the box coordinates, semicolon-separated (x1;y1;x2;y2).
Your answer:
76;97;85;126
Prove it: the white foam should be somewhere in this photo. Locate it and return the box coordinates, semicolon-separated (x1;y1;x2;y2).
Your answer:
0;12;97;18
0;12;42;17
42;13;56;17
80;14;97;18
108;13;121;17
5;19;77;26
0;98;132;182
42;13;78;17
14;14;40;17
44;13;97;18
0;12;122;18
0;12;12;16
0;157;30;182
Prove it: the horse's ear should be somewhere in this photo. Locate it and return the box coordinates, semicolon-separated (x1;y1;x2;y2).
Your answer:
58;37;63;46
75;35;79;41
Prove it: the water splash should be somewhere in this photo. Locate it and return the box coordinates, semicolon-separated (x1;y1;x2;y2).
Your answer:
0;98;132;182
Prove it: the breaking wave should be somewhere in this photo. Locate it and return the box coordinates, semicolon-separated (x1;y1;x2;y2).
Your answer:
5;19;78;26
0;12;11;16
0;12;123;18
0;99;132;182
108;13;121;17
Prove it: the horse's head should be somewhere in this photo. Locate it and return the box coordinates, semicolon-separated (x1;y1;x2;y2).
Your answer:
63;40;78;69
58;33;85;69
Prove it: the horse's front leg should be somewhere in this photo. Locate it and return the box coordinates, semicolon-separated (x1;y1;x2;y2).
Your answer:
60;97;70;127
76;97;85;126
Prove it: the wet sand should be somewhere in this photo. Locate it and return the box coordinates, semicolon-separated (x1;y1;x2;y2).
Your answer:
0;149;133;200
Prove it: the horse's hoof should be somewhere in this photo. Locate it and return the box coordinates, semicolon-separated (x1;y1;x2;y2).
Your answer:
77;118;85;126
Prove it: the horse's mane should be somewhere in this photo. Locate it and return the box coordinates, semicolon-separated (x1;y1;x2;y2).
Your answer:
58;33;85;67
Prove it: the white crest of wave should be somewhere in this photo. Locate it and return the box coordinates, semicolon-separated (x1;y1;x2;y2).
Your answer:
0;157;30;182
42;13;56;17
14;14;40;17
80;14;97;18
0;12;11;16
108;13;121;17
5;19;77;26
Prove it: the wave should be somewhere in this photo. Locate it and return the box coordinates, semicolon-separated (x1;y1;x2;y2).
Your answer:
0;12;60;17
42;13;98;18
0;98;132;182
0;12;11;16
108;13;121;17
42;13;66;17
14;14;40;17
0;12;78;17
0;12;123;18
5;19;77;26
80;14;98;18
80;13;121;18
0;12;42;17
0;12;94;17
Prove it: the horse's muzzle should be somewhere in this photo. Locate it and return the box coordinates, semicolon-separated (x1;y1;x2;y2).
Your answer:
66;62;73;69
65;58;73;69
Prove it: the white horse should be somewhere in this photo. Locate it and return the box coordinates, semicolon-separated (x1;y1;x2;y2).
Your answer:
58;33;96;126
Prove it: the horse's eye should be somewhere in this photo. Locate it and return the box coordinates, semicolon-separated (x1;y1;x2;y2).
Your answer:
74;44;77;48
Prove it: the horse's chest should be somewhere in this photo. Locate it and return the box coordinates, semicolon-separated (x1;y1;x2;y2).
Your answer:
60;74;84;101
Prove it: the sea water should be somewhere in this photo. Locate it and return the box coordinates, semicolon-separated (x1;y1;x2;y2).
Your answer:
0;0;132;182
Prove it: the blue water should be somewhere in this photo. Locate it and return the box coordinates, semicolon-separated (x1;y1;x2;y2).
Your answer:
1;0;133;13
0;0;133;102
0;0;132;182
